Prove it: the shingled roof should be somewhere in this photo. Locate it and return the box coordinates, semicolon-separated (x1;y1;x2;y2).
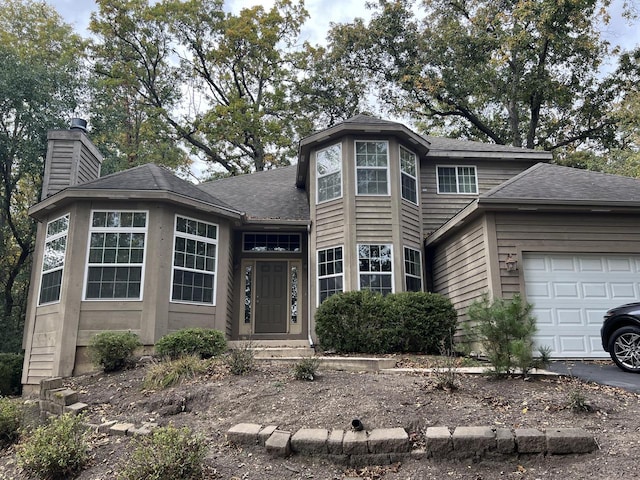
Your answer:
481;162;640;205
425;136;552;160
197;165;309;222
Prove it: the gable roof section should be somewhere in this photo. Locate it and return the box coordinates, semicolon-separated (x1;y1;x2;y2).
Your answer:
30;163;242;221
197;165;309;224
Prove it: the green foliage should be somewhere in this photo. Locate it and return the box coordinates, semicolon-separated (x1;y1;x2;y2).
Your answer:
16;414;89;480
292;357;320;381
143;355;208;390
467;294;538;376
315;291;457;354
88;331;141;372
0;353;23;396
155;328;227;360
117;425;206;480
567;388;592;413
225;344;255;376
0;397;22;446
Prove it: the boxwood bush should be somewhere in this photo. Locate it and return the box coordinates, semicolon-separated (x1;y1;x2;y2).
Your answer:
0;396;22;446
0;353;24;396
315;291;457;354
88;331;141;372
155;328;227;360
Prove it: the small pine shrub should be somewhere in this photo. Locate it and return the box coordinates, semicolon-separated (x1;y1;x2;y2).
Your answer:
0;397;22;446
17;414;89;480
293;357;320;381
88;331;142;372
117;425;206;480
155;328;227;360
143;354;208;390
467;294;538;376
0;353;24;396
226;344;254;375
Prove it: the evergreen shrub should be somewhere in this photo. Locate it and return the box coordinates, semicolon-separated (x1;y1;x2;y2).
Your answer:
155;328;227;360
88;331;141;372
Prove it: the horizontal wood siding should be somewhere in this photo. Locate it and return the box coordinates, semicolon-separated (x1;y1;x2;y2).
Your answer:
421;159;537;234
46;141;74;196
495;212;640;298
355;197;393;241
77;303;143;345
25;313;58;384
431;218;488;317
78;147;101;183
401;200;422;246
315;198;346;248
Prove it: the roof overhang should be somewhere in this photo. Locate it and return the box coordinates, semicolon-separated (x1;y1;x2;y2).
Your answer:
29;188;244;222
426;149;552;161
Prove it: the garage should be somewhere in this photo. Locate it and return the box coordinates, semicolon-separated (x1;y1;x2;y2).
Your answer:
523;253;640;358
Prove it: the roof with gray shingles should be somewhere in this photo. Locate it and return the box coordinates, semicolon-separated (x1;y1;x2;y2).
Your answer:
482;162;640;203
68;163;238;211
197;165;309;221
425;135;550;155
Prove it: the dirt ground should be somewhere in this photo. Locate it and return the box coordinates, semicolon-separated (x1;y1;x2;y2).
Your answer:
1;355;640;480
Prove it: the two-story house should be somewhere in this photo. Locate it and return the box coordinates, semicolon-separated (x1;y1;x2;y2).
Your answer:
21;115;640;391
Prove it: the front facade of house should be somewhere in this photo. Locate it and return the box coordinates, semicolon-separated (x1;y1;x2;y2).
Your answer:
21;115;640;389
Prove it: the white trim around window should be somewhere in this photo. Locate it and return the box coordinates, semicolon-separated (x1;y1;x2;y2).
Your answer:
355;140;390;196
400;146;418;204
38;213;70;305
316;143;343;204
357;243;394;295
83;210;148;301
403;246;423;292
170;215;218;305
436;165;478;194
317;245;344;305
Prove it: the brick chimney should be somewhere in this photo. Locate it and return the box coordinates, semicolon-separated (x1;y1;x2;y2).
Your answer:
41;118;103;200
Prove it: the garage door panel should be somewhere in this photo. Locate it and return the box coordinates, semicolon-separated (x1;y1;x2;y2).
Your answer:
524;253;640;359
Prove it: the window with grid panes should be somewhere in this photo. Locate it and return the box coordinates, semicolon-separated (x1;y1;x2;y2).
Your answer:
400;146;418;203
356;141;389;195
358;244;393;295
436;166;478;194
318;246;343;303
404;247;422;292
39;214;69;304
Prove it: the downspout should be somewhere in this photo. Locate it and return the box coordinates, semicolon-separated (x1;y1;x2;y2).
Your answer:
307;222;314;348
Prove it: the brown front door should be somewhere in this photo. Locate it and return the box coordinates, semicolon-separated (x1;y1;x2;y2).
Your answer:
255;261;288;333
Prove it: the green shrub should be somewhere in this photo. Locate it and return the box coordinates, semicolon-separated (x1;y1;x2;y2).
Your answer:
117;425;206;480
315;291;458;354
143;354;208;389
385;292;457;353
225;343;254;375
88;331;141;372
0;397;22;446
0;353;24;396
155;328;227;360
17;413;89;480
293;357;320;381
467;294;538;376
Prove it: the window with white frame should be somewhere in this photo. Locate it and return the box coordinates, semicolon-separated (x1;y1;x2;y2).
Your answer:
437;166;478;194
85;211;147;300
358;244;393;295
39;214;69;304
400;146;418;204
316;143;342;203
404;247;422;292
356;141;389;195
171;215;218;304
318;246;344;303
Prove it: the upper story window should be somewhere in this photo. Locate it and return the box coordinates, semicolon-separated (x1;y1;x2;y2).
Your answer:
172;215;218;304
356;141;389;195
400;146;418;204
316;143;342;203
243;233;301;253
318;246;344;304
358;244;393;295
404;247;423;292
39;214;69;304
437;166;478;194
85;211;147;300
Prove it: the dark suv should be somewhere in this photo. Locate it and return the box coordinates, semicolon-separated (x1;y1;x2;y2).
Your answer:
601;302;640;373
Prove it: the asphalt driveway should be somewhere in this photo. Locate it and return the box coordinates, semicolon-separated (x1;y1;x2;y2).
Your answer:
548;360;640;393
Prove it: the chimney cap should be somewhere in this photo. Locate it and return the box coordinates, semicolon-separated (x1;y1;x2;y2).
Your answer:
70;118;87;132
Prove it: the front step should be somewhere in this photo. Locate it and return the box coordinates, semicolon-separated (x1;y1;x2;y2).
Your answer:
251;347;315;359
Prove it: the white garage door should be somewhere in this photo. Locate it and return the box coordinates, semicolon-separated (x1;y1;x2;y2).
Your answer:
523;253;640;358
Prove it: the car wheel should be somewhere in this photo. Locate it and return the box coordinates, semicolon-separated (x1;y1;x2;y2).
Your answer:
608;326;640;373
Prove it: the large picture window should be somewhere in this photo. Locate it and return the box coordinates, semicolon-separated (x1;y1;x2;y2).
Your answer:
404;247;423;292
358;244;393;295
39;214;69;304
85;211;147;300
437;166;478;194
316;143;342;203
400;146;418;204
318;246;344;304
356;141;389;195
172;216;218;304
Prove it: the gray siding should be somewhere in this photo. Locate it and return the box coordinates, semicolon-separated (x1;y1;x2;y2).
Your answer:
420;159;537;234
24;310;58;385
355;197;393;241
400;200;422;247
315;198;346;248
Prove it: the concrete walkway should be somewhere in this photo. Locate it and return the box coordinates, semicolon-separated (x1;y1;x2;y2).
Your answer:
547;360;640;393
